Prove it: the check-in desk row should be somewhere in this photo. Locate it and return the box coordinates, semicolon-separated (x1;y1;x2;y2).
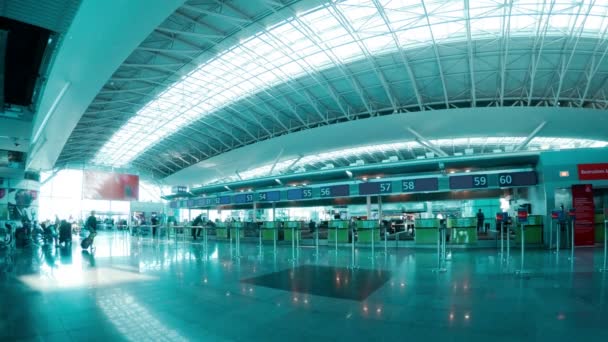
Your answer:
415;216;545;246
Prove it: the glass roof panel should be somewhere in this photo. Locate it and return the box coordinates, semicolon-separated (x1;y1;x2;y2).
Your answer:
94;0;608;167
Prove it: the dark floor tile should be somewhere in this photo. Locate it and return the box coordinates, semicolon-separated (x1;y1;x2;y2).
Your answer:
241;264;391;301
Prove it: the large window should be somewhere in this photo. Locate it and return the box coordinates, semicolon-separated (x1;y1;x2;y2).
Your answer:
38;169;167;222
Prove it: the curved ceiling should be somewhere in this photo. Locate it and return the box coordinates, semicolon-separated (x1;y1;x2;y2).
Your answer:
57;0;608;179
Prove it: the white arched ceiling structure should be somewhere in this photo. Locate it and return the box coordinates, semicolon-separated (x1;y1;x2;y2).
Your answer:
56;0;608;179
163;106;608;185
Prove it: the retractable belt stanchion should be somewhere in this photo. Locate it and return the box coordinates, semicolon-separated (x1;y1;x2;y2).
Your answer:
229;224;233;253
371;226;375;260
506;221;511;265
296;225;300;259
314;228;319;257
433;225;447;273
568;209;576;262
236;225;241;259
349;228;358;269
273;226;277;256
550;209;562;254
556;220;561;257
203;226;208;251
496;213;506;262
600;220;608;272
289;225;296;263
515;208;529;276
549;219;553;250
384;227;388;255
335;228;338;254
258;226;262;257
500;222;504;260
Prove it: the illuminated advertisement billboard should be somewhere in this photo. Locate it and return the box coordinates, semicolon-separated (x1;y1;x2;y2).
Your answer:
83;171;139;201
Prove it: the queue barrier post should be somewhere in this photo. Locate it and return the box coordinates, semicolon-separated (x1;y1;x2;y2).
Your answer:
600;220;608;272
432;227;447;273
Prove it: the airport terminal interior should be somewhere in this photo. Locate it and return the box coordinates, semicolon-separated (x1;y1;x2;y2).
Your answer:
1;0;608;341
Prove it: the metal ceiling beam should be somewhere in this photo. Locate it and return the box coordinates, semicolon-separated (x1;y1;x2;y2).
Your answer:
552;1;593;106
268;148;284;176
181;4;252;24
578;34;608;106
329;1;398;113
420;0;449;109
406;127;448;157
464;0;476;107
155;27;223;40
372;0;423;112
514;121;547;152
499;0;513;106
526;0;556;105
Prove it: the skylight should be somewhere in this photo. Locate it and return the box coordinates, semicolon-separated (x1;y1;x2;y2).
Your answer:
94;0;608;167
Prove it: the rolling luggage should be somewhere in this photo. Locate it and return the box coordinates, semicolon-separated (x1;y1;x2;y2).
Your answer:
80;232;96;249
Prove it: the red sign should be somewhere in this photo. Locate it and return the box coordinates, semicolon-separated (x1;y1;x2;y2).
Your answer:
495;213;504;222
517;209;528;223
83;171;139;201
578;163;608;180
571;184;595;246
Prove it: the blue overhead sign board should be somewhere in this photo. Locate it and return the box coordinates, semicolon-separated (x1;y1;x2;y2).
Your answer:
497;171;537;187
287;188;313;200
183;170;538;208
359;181;393;195
258;191;280;202
402;178;439;193
233;193;254;204
449;174;488;189
320;184;350;198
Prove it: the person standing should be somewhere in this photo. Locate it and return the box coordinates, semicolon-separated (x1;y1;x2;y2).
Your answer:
308;219;316;233
86;211;97;234
476;209;485;233
151;214;159;238
191;214;203;240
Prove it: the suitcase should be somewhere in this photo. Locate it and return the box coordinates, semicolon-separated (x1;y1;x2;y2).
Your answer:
80;232;96;249
59;223;72;244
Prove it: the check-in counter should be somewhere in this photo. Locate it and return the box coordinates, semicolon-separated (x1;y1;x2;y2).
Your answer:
415;219;439;244
216;222;229;239
230;222;244;239
356;220;380;243
448;217;478;244
595;213;605;243
328;220;349;243
284;221;303;241
262;221;281;241
514;215;543;245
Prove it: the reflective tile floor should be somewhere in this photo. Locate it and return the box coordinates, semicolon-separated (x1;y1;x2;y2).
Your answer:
1;232;607;341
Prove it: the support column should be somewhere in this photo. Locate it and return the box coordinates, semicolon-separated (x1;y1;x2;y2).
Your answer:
366;195;372;218
272;202;276;222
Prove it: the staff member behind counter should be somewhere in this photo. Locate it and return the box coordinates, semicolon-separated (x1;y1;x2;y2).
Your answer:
476;209;485;233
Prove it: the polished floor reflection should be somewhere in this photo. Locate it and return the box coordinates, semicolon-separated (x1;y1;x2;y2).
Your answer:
0;232;607;341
